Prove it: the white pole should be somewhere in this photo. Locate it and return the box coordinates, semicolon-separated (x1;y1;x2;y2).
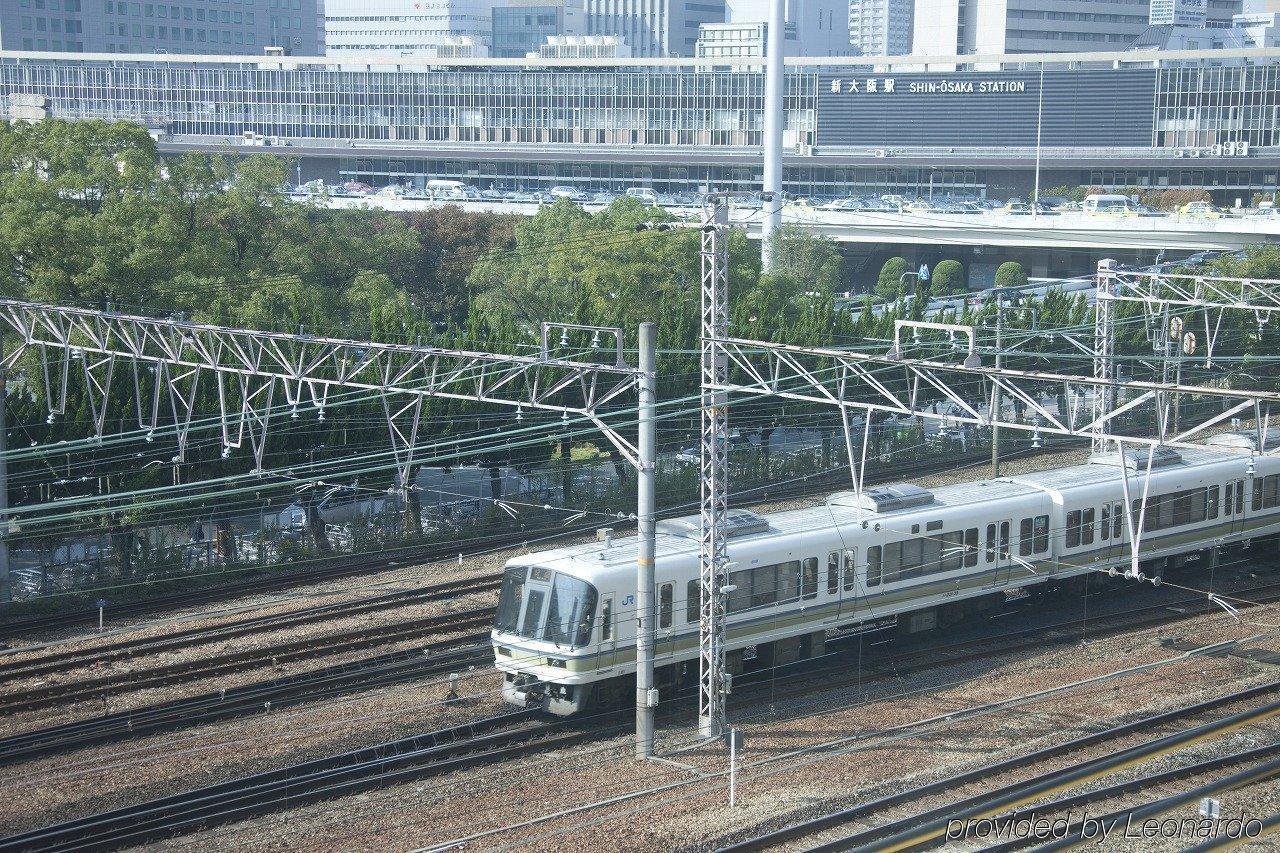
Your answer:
636;322;658;758
729;728;738;807
760;0;785;271
1032;62;1044;217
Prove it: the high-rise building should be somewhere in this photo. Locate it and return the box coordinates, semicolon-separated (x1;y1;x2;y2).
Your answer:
1150;0;1206;26
324;0;498;56
913;0;1151;55
491;0;584;56
0;0;324;53
695;19;796;57
725;0;852;55
584;0;724;56
848;0;911;54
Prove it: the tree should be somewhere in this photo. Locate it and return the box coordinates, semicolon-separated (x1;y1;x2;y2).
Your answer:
994;261;1028;289
930;259;966;295
875;256;910;300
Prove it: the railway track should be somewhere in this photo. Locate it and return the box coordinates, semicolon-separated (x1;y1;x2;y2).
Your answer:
0;573;499;680
0;709;614;853
720;681;1280;853
0;606;493;716
3;559;1270;849
5;570;1277;767
0;443;1055;638
0;637;493;766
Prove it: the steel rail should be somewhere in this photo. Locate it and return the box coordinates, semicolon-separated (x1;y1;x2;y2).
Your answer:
718;684;1280;853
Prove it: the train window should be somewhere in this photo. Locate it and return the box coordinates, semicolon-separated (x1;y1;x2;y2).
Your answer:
964;528;979;568
985;524;996;561
601;598;613;641
1236;480;1245;514
752;565;778;608
827;551;840;594
1019;518;1033;557
495;566;526;634
999;521;1010;559
728;568;752;613
1033;515;1049;554
882;541;902;583
866;545;882;587
521;589;545;638
901;539;925;580
843;549;856;591
658;583;673;629
687;579;698;625
1253;478;1261;511
778;561;802;604
802;557;819;600
1081;508;1095;545
926;520;943;532
1112;503;1123;539
1065;510;1082;548
1135;487;1222;532
1100;505;1110;540
1225;482;1234;514
1207;486;1219;520
941;531;964;571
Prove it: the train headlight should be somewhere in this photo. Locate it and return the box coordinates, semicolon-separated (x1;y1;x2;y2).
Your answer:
547;657;567;668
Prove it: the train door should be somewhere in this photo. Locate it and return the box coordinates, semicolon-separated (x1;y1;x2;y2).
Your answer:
597;594;616;669
519;570;552;639
989;519;1013;587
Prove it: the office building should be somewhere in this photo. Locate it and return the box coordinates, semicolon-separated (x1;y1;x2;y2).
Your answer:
583;0;723;57
491;0;583;57
2;47;1276;206
1150;0;1206;27
725;0;852;55
912;0;1151;55
849;0;911;55
324;0;497;56
695;19;795;58
0;0;323;54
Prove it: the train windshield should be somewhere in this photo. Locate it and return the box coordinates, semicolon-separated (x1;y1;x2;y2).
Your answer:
493;565;598;648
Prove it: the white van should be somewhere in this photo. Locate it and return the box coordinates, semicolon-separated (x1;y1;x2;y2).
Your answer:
625;187;659;205
427;179;469;200
1081;194;1135;215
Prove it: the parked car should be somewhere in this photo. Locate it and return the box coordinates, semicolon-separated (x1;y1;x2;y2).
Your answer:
548;185;588;203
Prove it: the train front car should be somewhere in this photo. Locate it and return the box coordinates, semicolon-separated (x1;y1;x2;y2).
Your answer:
491;559;605;715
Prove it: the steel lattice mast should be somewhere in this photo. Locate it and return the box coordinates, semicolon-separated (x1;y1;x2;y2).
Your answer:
1093;259;1117;454
699;198;731;739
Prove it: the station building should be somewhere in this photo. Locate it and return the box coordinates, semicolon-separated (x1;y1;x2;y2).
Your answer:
1;46;1279;202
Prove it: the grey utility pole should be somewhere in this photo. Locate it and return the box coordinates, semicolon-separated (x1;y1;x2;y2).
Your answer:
635;321;658;758
1093;259;1117;454
760;0;785;271
700;197;730;739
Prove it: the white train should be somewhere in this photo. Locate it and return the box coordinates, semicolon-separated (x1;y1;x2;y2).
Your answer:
492;435;1280;715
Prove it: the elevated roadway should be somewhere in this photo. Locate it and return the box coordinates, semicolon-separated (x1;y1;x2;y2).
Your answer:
307;194;1280;252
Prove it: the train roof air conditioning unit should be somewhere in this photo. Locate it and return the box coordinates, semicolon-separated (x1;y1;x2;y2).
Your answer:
1204;429;1280;452
1089;446;1183;470
829;483;934;513
656;509;769;540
